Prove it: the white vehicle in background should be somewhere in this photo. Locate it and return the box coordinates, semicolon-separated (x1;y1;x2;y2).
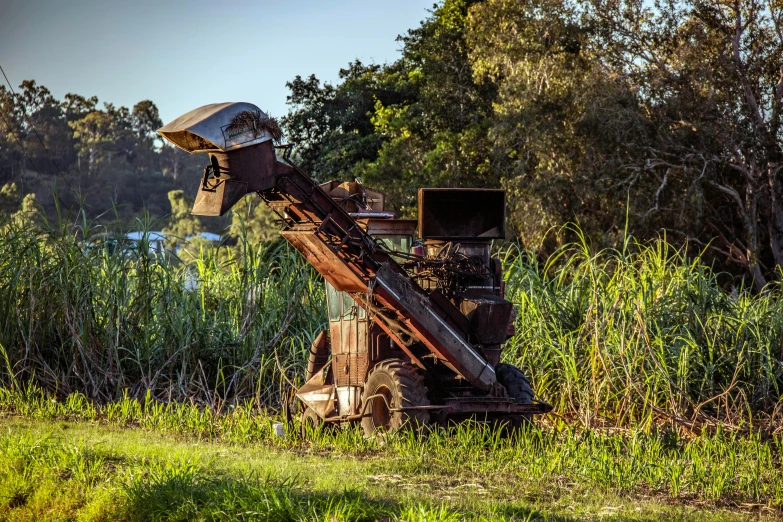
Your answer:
188;232;221;243
125;231;168;256
121;231;222;257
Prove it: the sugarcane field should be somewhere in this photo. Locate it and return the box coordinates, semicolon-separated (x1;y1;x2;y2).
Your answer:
1;1;783;520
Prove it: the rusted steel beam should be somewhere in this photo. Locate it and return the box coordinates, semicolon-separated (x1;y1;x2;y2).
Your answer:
264;162;497;390
373;264;496;391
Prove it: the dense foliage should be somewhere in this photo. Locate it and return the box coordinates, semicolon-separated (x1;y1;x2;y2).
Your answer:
2;1;781;285
1;220;781;430
0;81;205;226
282;0;783;287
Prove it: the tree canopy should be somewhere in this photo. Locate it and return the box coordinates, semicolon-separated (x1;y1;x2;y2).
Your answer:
281;0;783;287
1;0;782;286
0;81;204;227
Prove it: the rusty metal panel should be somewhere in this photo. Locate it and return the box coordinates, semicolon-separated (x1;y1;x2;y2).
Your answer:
341;319;356;357
352;352;369;385
192;177;248;216
329;323;342;355
306;330;330;381
320;180;385;212
341;297;358;357
460;295;514;345
358;318;368;368
429;289;470;334
358;218;417;236
281;230;367;293
190;141;279;216
333;352;369;387
296;374;336;419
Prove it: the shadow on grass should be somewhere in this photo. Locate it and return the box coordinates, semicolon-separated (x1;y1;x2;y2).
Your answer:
120;464;663;522
123;467;382;521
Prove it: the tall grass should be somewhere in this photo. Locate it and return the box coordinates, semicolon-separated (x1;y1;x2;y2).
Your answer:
0;216;325;406
1;216;782;428
504;232;783;429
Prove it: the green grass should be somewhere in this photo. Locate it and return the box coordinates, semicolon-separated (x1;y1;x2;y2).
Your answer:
1;414;778;521
0;388;781;520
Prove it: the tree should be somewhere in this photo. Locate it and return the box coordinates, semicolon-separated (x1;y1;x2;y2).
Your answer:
0;87;23;183
0;182;20;220
62;93;98;122
131;100;162;142
465;0;783;285
11;192;44;230
5;80;75;175
229;194;278;246
359;0;497;214
585;0;783;289
162;189;204;250
282;0;498;215
0;80;210;226
282;62;389;181
466;0;621;246
69;110;114;174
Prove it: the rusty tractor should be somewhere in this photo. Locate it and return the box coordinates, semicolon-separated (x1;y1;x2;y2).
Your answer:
158;102;552;436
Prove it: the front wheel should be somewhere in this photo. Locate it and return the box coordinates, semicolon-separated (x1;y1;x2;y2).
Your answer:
496;363;534;404
300;406;329;439
360;359;430;436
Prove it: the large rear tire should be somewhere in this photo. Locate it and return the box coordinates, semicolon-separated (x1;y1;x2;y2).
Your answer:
496;363;534;430
361;359;430;436
496;363;534;404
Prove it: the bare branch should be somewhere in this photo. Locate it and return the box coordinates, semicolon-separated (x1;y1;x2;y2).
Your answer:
644;168;669;218
705;221;752;267
709;180;746;214
685;235;741;263
731;1;768;133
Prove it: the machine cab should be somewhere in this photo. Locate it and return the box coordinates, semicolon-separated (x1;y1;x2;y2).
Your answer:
324;215;417;414
305;181;418;417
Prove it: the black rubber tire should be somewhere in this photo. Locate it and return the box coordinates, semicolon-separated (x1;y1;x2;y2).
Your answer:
361;359;430;436
495;363;535;430
300;406;325;439
495;363;534;404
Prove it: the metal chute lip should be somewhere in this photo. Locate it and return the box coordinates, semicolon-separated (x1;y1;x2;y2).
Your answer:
157;102;273;153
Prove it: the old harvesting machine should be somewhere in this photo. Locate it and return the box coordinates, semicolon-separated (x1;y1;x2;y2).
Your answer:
158;102;552;435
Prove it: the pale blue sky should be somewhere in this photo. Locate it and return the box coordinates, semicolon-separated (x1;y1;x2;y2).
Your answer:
0;0;434;125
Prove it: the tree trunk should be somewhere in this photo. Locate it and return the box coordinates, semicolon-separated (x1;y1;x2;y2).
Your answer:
745;182;767;291
766;166;783;268
88;148;96;175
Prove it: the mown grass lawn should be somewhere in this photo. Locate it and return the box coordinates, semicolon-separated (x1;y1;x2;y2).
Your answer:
0;414;778;522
